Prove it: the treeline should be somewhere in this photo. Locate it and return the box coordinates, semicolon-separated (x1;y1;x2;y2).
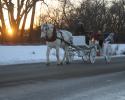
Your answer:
0;0;125;43
65;0;125;43
38;0;125;43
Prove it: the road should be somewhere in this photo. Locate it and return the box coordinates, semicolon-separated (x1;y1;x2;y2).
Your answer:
0;56;125;100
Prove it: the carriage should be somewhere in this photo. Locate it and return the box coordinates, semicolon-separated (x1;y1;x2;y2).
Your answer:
67;36;97;64
66;35;113;64
41;23;113;65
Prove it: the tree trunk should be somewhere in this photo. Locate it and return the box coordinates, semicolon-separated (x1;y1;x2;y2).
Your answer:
0;0;7;43
29;1;36;42
20;12;28;42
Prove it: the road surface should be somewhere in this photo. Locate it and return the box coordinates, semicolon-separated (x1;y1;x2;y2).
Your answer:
0;56;125;100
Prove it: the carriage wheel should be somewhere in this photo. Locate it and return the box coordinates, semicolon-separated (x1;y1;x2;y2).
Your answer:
105;44;112;63
67;48;74;63
89;47;96;64
68;52;74;63
82;54;89;62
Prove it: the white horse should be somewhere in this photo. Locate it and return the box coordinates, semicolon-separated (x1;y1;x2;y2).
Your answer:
41;23;73;65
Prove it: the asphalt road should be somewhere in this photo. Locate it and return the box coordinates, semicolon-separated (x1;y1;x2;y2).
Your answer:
0;56;125;85
0;56;125;100
1;71;125;100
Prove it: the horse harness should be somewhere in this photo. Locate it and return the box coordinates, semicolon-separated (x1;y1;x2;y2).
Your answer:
45;25;57;42
45;26;65;43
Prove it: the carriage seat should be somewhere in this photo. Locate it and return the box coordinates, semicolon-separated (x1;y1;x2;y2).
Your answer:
73;36;86;46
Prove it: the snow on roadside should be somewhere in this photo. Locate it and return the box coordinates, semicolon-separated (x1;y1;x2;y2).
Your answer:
0;45;64;65
0;44;125;65
112;44;125;55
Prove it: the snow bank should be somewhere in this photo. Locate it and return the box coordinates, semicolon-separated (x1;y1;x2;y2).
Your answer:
111;44;125;55
0;45;64;65
0;44;124;65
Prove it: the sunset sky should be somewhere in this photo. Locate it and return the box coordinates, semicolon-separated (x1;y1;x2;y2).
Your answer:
3;0;63;31
3;0;114;32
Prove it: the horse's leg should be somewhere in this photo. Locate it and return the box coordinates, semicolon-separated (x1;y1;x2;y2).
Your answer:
56;47;61;65
61;47;66;64
46;46;51;65
65;46;70;64
61;46;69;64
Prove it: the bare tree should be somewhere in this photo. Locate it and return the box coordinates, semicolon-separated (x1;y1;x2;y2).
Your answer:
0;0;7;42
29;1;36;42
58;0;75;25
1;0;44;42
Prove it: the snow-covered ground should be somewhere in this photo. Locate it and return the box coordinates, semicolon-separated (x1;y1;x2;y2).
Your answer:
0;45;64;65
111;44;125;55
0;44;125;65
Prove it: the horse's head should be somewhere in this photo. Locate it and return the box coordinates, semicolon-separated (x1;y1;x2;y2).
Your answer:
41;23;55;39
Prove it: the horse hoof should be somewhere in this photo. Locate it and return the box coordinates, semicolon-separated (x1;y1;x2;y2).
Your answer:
57;63;63;66
60;62;64;65
60;62;63;65
46;63;50;66
66;61;70;64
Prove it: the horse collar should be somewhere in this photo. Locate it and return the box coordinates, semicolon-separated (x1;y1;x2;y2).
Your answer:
46;26;57;42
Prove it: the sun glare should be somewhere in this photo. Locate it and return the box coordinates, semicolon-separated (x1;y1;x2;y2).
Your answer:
8;29;13;36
